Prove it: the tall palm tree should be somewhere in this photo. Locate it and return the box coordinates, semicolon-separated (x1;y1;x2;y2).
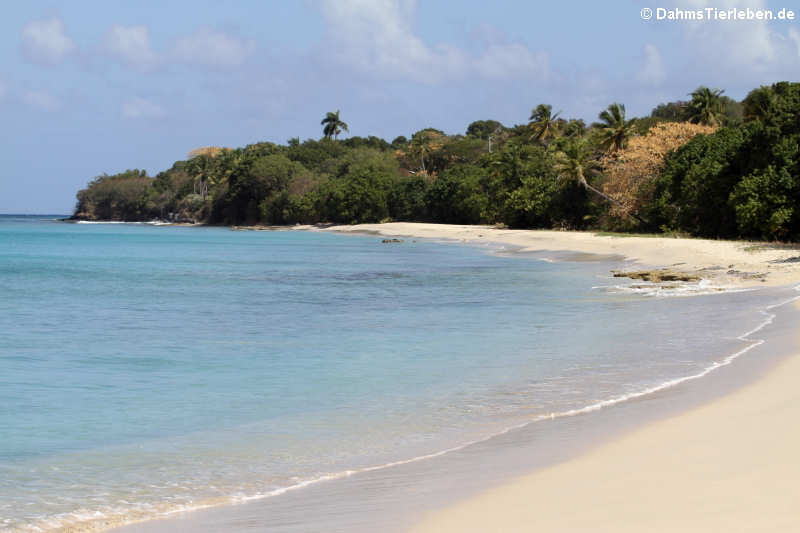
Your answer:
321;110;349;140
686;86;725;126
528;104;561;144
593;103;637;153
188;155;212;200
408;131;432;173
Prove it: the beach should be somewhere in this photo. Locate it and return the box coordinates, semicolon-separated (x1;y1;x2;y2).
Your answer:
5;219;799;533
316;223;800;533
310;222;800;289
311;224;800;533
11;1;800;531
104;223;800;533
411;300;800;533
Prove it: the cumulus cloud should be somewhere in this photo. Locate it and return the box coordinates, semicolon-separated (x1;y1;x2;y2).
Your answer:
173;28;254;68
22;89;60;111
319;0;548;83
104;25;158;70
121;97;166;119
636;44;666;86
676;0;779;70
21;17;76;65
320;0;463;82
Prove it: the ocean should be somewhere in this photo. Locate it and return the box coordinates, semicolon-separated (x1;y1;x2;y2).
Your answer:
1;215;796;532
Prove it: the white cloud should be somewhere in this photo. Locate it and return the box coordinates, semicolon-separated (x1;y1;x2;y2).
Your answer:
22;89;60;111
173;28;254;68
319;0;548;84
636;44;666;86
677;0;777;69
104;25;158;70
121;97;166;119
21;17;76;65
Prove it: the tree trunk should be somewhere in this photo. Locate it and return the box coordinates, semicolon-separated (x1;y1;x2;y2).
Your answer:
577;170;647;225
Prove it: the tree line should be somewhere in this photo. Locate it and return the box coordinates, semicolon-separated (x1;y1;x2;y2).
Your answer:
73;82;800;241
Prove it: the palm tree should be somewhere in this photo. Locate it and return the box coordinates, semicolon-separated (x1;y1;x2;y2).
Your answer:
408;131;432;173
686;87;725;126
554;139;638;219
528;104;561;144
321;110;349;140
593;103;637;153
188;155;212;200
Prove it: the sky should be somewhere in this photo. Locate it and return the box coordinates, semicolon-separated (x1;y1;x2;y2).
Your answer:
3;0;800;214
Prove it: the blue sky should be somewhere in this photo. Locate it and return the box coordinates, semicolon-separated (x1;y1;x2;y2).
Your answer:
3;0;800;213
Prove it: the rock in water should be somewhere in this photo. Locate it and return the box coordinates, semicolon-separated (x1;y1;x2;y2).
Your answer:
611;269;701;282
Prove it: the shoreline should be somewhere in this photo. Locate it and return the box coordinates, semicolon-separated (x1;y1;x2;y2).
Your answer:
299;222;800;289
107;287;800;533
100;223;800;533
61;219;800;288
410;298;800;533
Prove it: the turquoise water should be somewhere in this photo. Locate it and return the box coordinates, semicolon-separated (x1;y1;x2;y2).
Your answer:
0;215;793;531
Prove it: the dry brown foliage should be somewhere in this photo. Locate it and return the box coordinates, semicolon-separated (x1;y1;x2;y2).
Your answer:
601;122;717;220
187;146;232;159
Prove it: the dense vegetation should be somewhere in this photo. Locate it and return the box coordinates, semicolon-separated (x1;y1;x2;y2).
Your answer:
73;82;800;241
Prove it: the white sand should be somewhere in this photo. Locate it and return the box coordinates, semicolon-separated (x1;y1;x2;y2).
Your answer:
308;224;800;532
410;303;800;533
307;224;800;532
306;222;800;288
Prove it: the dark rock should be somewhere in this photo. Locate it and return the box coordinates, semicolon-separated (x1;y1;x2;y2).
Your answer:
611;269;702;282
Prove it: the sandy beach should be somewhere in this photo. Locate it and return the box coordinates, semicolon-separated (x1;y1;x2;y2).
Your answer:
304;223;800;533
306;222;800;288
102;223;800;533
410;301;800;533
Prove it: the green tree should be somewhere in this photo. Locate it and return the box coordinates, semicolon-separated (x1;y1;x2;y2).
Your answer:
425;165;487;224
650;101;688;121
73;170;156;221
644;125;753;236
221;154;305;224
731;165;795;239
742;86;776;123
186;155;213;200
426;136;485;174
528;104;561;144
484;143;559;227
388;176;429;221
391;135;408;148
593;103;637;153
321;110;349;140
686;87;725;126
554;139;626;211
466;119;503;140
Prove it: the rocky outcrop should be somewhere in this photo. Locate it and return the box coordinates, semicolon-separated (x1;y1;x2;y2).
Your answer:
611;269;702;282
